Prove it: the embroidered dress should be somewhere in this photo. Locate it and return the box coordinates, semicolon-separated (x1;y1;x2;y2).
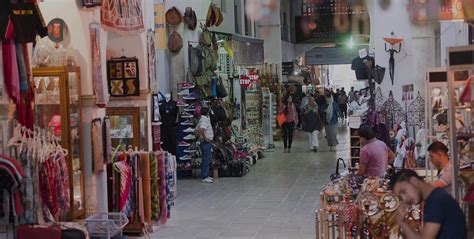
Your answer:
101;0;144;35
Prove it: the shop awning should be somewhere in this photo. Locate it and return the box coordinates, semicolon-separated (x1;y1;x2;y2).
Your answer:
305;47;362;65
232;34;264;66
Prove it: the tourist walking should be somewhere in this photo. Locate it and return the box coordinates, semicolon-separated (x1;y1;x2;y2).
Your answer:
303;97;323;152
279;96;298;153
338;90;349;120
323;94;339;152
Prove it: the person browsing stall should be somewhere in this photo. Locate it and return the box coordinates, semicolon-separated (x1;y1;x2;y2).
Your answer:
427;142;452;193
196;107;214;183
389;169;467;239
357;125;396;177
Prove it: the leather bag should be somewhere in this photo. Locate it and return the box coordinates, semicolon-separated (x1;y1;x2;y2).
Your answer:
168;31;183;53
165;7;182;26
189;46;204;76
183;7;197;30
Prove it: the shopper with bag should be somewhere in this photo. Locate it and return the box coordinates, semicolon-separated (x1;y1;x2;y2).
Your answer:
303;97;323;152
279;96;298;153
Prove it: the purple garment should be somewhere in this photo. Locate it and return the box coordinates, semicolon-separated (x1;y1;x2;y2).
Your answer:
360;139;390;177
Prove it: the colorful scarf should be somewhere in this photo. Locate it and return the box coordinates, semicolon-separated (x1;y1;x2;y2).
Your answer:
101;0;144;35
55;154;70;212
157;152;167;224
114;160;132;212
39;157;59;217
90;22;107;107
150;153;160;220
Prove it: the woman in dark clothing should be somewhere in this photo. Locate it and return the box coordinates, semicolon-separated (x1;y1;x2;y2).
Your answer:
303;97;323;152
279;96;298;153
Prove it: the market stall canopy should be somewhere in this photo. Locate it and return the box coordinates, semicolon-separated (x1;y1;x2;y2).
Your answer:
305;47;362;65
232;35;264;66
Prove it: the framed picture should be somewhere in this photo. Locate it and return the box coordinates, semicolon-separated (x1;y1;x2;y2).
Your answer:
107;57;140;97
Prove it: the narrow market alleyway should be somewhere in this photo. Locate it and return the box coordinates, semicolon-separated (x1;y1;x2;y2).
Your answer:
151;125;349;239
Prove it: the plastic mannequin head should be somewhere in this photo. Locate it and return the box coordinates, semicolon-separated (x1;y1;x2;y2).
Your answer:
165;93;171;102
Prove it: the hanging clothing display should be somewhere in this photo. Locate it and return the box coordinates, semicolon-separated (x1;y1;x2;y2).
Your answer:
5;124;70;225
101;0;145;35
107;150;176;232
9;2;48;43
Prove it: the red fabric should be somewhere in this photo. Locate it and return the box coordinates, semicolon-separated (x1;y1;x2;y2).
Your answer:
17;225;61;239
39;158;59;216
0;154;26;177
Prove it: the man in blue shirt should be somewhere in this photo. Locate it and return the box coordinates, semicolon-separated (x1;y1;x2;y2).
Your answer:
389;169;467;239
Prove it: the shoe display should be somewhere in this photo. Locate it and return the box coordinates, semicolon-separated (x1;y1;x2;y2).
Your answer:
178;141;191;147
177;89;190;96
179;155;192;161
183;127;195;133
180;82;195;89
183;93;197;100
181;119;194;125
181;112;194;118
176;99;189;107
184;104;196;111
183;148;197;153
183;134;196;140
201;177;213;183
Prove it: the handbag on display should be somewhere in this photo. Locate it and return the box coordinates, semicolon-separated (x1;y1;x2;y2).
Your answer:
168;31;183;53
330;158;347;182
216;76;228;98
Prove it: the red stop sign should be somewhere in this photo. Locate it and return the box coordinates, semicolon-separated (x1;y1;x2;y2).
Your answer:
240;75;251;88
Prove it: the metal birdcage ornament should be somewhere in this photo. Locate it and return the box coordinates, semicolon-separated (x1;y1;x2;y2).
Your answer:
380;91;405;128
408;91;425;127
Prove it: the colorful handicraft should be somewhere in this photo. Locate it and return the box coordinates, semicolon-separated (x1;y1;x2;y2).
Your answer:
107;57;139;96
101;0;144;35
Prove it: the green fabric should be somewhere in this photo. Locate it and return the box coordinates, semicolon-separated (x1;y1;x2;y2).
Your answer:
150;154;160;220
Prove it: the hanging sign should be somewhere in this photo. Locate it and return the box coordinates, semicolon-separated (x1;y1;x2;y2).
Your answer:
240;75;251;88
408;0;466;23
248;71;260;82
47;18;67;43
154;3;167;49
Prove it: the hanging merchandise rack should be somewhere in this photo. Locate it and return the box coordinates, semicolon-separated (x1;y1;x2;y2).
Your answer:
446;45;474;235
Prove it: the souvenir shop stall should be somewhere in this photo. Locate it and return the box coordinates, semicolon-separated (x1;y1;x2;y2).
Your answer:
316;168;423;239
317;45;474;238
0;0;179;238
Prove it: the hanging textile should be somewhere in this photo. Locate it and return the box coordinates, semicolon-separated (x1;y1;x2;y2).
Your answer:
90;22;107;107
157;152;167;224
150;153;160;220
101;0;144;35
7;124;71;224
147;31;157;93
92;118;105;173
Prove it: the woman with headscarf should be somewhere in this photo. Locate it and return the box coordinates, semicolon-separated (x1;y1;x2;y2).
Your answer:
303;97;323;152
323;94;339;152
279;96;298;153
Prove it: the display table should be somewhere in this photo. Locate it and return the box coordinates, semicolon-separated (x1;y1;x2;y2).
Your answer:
316;175;422;239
